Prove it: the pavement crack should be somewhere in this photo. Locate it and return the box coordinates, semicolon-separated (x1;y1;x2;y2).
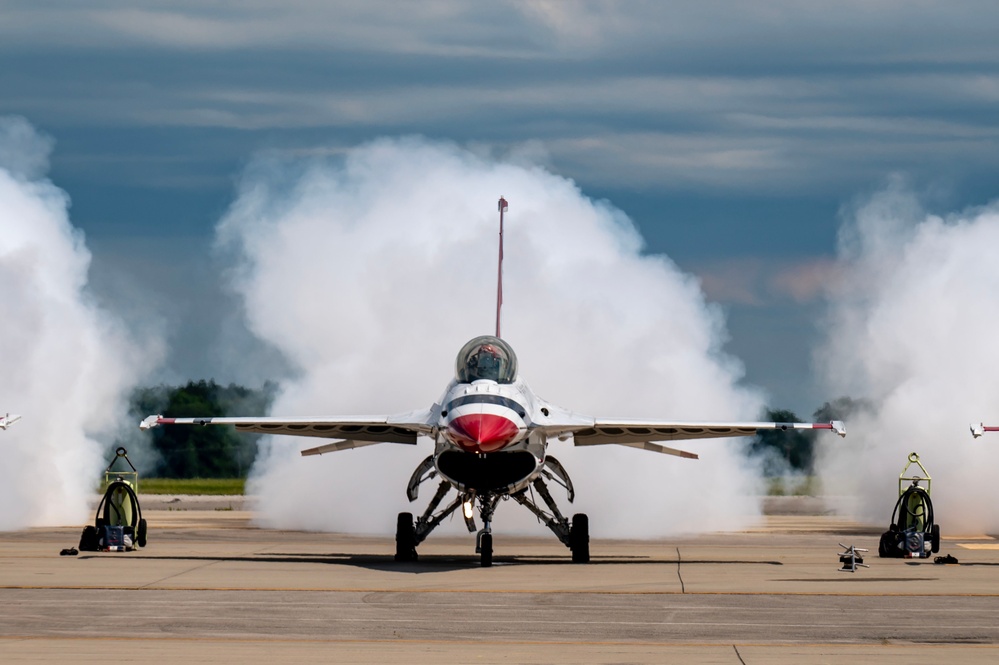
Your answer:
140;557;224;589
732;644;747;664
675;547;685;594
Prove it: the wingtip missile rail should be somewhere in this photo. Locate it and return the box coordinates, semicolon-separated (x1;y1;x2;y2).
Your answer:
812;420;846;437
971;423;999;438
0;414;21;430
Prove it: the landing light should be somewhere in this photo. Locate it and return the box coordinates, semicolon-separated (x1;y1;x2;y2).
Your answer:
462;500;475;520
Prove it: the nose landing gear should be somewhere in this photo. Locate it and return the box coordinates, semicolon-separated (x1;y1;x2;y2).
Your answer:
473;495;500;566
397;454;589;566
476;531;493;567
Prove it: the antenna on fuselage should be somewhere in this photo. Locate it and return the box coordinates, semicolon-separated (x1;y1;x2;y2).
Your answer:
496;196;508;339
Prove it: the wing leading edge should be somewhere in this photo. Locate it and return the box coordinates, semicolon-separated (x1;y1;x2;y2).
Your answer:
540;417;846;459
139;409;436;447
572;419;846;443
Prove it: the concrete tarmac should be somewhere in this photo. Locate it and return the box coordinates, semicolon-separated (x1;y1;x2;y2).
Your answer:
2;507;998;664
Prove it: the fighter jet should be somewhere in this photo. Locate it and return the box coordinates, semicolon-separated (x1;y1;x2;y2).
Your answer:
0;414;20;430
141;198;846;566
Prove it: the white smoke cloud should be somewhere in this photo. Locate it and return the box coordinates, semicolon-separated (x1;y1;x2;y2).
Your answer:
815;178;999;534
221;137;768;538
0;116;53;181
0;116;159;528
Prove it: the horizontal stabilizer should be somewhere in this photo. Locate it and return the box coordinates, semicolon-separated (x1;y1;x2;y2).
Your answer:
574;439;698;459
301;440;382;456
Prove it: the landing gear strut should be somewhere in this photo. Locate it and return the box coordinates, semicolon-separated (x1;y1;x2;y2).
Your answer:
400;454;589;565
396;461;463;562
512;474;589;563
474;495;500;567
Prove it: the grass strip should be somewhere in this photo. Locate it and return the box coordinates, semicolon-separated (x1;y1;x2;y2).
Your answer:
138;478;245;495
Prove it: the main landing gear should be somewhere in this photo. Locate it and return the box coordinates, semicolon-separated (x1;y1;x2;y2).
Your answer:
512;473;589;564
397;454;590;566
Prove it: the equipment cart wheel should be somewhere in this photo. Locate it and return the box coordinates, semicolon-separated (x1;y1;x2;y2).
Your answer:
931;524;941;553
137;518;148;548
479;533;493;567
395;512;418;562
570;513;590;563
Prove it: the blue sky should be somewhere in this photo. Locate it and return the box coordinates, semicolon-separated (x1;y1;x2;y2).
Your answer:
3;1;998;415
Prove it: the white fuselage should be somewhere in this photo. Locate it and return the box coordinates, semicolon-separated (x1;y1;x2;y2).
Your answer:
433;377;548;495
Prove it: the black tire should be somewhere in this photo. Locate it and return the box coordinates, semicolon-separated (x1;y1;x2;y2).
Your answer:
395;512;418;562
878;531;891;558
570;513;590;563
480;532;493;567
930;524;940;553
137;518;148;548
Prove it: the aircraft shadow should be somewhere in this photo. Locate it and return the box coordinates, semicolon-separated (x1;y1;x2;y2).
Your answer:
78;552;783;574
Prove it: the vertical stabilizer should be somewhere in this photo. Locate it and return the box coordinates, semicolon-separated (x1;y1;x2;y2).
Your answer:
496;197;508;338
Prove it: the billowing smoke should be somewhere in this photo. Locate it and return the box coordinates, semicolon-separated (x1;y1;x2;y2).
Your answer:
816;179;999;533
0;116;158;528
221;137;767;537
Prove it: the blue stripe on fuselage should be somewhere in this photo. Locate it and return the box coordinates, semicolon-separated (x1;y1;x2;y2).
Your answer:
445;394;524;413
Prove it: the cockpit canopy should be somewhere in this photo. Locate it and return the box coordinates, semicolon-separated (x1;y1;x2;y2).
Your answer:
455;335;518;384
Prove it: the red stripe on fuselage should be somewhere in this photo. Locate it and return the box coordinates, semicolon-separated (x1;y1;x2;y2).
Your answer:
448;413;519;453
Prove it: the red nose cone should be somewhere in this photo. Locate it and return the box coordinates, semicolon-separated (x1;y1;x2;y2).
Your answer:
449;414;519;453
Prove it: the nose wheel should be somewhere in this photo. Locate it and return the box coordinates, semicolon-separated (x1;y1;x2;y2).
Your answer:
473;495;500;567
477;531;493;567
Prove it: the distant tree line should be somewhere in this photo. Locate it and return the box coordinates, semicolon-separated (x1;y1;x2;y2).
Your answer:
130;380;277;479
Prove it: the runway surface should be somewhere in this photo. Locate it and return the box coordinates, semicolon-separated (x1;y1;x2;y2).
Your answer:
2;506;998;664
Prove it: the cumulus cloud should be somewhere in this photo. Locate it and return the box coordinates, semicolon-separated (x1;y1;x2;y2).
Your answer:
0;116;53;181
815;179;999;533
0;116;160;528
220;137;768;538
693;256;840;307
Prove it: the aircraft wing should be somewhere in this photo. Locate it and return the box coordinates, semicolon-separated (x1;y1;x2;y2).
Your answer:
571;419;846;444
970;423;999;438
539;411;845;459
0;414;21;430
139;408;436;446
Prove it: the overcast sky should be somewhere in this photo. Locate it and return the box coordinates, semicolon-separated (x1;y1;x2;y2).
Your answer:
3;1;998;415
